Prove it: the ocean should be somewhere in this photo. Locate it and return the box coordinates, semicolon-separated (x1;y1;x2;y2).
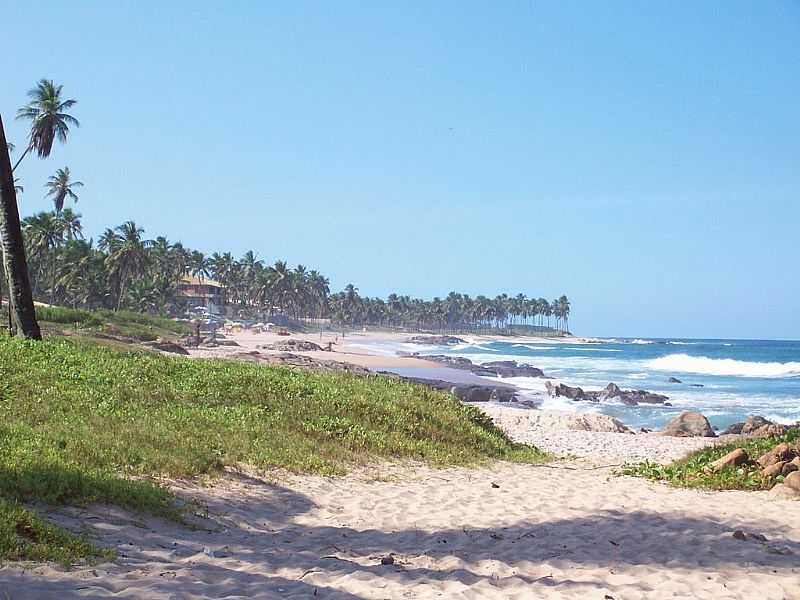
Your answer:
355;336;800;431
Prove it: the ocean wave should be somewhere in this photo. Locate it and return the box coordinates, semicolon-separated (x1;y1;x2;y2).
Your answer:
630;339;654;345
648;353;800;378
667;341;698;345
564;347;622;352
512;344;554;350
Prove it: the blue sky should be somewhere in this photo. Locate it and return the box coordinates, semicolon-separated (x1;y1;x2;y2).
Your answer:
3;1;798;339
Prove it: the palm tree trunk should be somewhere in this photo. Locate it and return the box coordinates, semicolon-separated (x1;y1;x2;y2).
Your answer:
0;116;41;339
11;144;31;174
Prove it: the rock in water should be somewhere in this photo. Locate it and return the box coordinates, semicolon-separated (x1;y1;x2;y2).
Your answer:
661;412;716;437
407;335;465;345
667;377;682;383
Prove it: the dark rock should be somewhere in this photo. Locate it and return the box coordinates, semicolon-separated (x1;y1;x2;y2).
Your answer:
662;412;716;437
722;422;745;435
422;355;545;378
688;383;705;388
667;377;682;384
545;381;588;401
380;555;394;565
732;530;747;541
258;339;323;352
407;335;465;345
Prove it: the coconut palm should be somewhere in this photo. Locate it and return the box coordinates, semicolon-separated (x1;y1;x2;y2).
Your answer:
45;167;83;213
103;221;152;310
0;117;39;338
14;80;79;171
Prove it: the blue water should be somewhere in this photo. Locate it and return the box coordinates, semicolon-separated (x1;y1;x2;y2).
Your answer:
357;337;800;430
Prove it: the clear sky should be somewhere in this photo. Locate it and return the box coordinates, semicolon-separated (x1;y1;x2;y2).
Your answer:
2;1;798;339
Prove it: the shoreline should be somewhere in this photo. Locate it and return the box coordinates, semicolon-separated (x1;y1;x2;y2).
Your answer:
187;329;726;465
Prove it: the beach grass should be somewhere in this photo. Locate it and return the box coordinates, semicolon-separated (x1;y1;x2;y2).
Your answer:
621;428;800;491
35;306;190;342
0;335;546;562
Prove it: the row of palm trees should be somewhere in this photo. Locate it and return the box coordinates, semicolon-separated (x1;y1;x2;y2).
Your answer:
17;212;572;334
1;78;573;338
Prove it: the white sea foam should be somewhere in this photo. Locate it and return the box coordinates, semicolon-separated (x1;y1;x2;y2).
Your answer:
647;353;800;378
564;347;622;352
630;339;654;345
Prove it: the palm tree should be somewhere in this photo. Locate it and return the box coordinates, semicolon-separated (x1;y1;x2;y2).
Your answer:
58;208;83;241
103;221;152;310
14;80;79;171
0;116;40;338
45;167;83;213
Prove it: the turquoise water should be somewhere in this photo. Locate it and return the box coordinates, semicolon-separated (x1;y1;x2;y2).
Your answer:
356;337;800;430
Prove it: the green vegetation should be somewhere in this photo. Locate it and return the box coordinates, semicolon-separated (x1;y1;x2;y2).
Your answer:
0;336;546;563
36;305;189;341
621;428;800;491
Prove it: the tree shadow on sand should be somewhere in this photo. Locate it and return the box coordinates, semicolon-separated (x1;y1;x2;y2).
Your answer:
1;470;798;599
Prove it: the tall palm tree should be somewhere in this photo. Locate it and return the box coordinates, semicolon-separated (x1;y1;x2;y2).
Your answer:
104;221;152;310
57;208;83;241
0;116;40;338
45;167;83;213
14;80;79;171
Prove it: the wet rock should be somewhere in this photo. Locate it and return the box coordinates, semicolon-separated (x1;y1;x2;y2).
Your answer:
423;355;545;378
661;412;716;438
667;377;682;384
407;335;465;345
545;381;588;401
380;554;395;565
732;530;747;541
480;360;545;378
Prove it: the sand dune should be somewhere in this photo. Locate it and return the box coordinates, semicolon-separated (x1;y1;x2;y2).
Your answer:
3;462;798;599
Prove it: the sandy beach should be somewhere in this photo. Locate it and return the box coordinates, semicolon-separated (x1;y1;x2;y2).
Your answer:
3;330;797;599
3;462;798;599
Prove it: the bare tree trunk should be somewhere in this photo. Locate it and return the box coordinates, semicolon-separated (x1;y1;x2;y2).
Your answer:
0;115;41;339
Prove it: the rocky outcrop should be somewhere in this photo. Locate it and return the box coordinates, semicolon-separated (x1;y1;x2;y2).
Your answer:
545;381;587;400
721;415;791;437
756;443;797;468
661;412;716;437
258;339;323;352
709;448;750;472
379;373;518;403
422;355;545;379
667;377;682;384
480;360;545;378
407;335;465;345
141;339;190;355
544;381;670;407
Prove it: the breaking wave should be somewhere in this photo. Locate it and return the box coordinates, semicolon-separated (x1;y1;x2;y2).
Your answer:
648;354;800;378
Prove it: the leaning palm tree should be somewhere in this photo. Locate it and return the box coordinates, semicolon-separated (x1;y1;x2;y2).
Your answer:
45;167;83;213
14;80;79;171
0;116;40;338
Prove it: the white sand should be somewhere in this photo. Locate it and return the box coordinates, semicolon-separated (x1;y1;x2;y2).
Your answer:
5;330;796;598
3;463;798;599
